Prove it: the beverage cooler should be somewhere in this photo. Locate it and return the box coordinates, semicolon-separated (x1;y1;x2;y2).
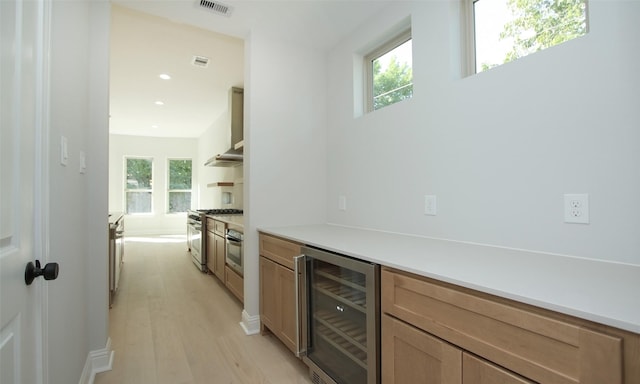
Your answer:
296;246;380;384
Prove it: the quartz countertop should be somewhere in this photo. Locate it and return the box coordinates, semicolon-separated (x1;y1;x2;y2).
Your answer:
259;223;640;334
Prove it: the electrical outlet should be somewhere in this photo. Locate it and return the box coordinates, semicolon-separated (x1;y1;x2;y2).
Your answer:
424;195;437;216
564;194;589;224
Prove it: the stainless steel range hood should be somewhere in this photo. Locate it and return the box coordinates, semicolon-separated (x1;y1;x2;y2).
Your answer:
204;148;242;167
205;87;243;167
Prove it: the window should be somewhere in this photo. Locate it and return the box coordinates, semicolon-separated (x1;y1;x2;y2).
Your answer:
469;0;588;74
167;159;192;213
365;28;413;112
125;157;153;214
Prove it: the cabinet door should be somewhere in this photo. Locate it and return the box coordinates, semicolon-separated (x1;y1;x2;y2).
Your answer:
214;234;225;280
259;256;298;354
383;314;462;384
206;230;216;274
260;257;278;333
277;263;297;353
463;353;534;384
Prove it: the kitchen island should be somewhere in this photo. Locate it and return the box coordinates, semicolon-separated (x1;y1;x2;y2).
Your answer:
259;223;640;383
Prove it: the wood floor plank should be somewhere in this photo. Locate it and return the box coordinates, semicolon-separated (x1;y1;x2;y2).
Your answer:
95;235;311;384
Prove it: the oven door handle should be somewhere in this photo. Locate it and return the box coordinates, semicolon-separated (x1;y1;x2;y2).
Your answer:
226;237;242;244
294;254;307;357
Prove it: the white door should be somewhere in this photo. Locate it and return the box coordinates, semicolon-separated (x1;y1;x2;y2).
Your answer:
0;0;50;382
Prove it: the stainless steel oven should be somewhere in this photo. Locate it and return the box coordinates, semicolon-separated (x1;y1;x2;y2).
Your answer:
187;210;205;272
296;246;380;384
225;226;243;276
187;209;243;273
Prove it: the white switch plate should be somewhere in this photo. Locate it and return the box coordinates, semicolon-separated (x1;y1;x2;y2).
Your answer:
564;194;589;224
424;195;437;216
79;150;86;174
338;195;347;211
60;136;68;166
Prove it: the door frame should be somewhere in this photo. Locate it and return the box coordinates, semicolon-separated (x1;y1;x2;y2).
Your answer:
34;0;53;381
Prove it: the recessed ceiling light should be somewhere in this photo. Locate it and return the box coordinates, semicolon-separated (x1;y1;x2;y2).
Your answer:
159;74;171;80
151;125;159;129
155;101;164;106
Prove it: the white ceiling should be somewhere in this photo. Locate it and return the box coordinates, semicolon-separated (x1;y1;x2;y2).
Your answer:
109;0;390;138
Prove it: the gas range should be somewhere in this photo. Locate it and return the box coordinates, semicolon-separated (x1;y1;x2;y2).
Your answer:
197;208;243;215
187;209;243;222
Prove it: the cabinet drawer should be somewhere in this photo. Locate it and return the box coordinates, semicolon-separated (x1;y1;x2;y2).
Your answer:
206;218;227;235
259;234;301;270
382;268;623;384
214;220;226;235
225;266;243;303
206;218;216;233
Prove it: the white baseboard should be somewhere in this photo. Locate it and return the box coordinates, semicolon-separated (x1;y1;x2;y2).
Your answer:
239;310;260;335
78;337;114;384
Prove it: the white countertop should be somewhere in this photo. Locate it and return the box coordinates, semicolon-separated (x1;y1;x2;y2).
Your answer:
259;223;640;334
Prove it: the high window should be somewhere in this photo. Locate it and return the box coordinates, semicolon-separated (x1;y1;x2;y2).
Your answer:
365;28;413;112
167;159;192;213
469;0;588;73
125;157;153;214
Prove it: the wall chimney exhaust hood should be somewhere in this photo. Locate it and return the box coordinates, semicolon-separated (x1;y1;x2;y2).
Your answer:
205;87;243;167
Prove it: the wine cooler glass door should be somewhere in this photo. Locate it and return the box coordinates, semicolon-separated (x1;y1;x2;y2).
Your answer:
303;247;379;384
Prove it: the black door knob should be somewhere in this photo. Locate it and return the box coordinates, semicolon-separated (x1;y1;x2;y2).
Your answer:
25;260;59;285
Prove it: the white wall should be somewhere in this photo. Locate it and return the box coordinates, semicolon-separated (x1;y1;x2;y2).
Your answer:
109;134;198;235
326;1;640;265
47;0;110;382
197;112;244;210
243;31;328;326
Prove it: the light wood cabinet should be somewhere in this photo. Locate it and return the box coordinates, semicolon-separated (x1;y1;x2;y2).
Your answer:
463;353;534;384
383;313;536;384
225;265;243;303
383;314;462;384
259;256;297;352
205;218;226;281
205;229;216;275
206;218;243;303
258;233;302;355
213;232;225;281
382;267;639;384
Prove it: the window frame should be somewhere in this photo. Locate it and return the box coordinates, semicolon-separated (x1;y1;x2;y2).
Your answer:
364;27;413;113
166;158;193;214
465;0;589;75
124;156;154;215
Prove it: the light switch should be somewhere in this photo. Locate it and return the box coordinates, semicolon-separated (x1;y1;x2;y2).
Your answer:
424;195;437;216
79;150;86;174
60;136;68;166
338;196;347;211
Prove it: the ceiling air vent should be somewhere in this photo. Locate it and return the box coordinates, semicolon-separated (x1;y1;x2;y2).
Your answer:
197;0;233;17
192;55;210;68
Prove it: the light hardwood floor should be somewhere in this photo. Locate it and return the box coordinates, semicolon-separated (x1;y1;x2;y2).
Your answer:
95;235;312;384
